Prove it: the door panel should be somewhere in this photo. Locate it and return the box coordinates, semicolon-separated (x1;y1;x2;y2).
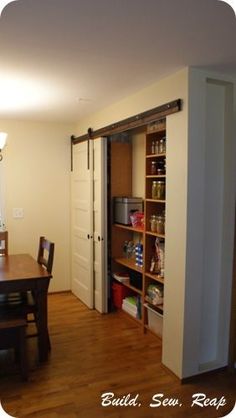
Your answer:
93;138;107;313
71;141;93;308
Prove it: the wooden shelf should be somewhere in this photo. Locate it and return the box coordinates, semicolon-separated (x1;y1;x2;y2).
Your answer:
146;199;166;203
114;257;143;274
146;125;166;135
113;277;142;295
146;231;165;239
113;224;144;234
146;153;166;159
145;272;164;284
144;297;164;313
111;119;167;336
146;175;166;179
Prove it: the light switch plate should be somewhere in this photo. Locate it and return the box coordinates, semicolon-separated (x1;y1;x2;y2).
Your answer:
13;208;24;219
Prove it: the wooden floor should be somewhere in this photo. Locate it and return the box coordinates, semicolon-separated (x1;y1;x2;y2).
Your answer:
0;292;235;418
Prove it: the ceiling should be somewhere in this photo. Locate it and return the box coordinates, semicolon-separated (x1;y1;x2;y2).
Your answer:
0;0;235;122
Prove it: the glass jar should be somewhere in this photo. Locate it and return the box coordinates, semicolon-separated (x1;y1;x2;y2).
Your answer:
151;161;157;174
151;181;158;199
155;140;159;154
150;215;157;232
159;139;164;154
156;181;165;200
156;216;165;235
151;140;155;154
157;160;165;175
159;137;166;153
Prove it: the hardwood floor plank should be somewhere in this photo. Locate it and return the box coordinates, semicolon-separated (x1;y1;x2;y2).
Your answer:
0;292;235;417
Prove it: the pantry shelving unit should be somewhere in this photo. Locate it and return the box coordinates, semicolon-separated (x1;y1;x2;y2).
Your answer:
110;120;166;338
143;119;166;337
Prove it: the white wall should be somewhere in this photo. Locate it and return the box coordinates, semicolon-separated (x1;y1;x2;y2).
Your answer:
183;69;235;377
0;120;75;292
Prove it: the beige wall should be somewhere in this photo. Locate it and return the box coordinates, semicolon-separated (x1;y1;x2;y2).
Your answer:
75;68;189;378
0;120;75;291
182;70;236;377
75;69;188;136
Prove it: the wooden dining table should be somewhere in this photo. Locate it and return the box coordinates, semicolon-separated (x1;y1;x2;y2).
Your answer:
0;253;52;362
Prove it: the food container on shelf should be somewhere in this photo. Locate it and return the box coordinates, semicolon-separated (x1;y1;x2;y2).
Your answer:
114;197;143;225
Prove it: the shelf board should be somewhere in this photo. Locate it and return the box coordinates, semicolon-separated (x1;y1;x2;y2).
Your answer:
146;175;166;178
144;297;164;313
113;224;144;234
146;153;166;159
113;277;142;295
145;272;164;284
146;126;166;135
125;283;142;295
114;257;143;274
146;230;165;239
145;199;166;203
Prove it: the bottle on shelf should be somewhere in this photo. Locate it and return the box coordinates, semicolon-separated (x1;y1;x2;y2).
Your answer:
157;160;165;175
156;181;165;199
155;139;159;154
151;180;165;199
151;140;155;154
150;215;157;232
156;215;165;235
158;136;166;153
151;161;157;174
151;181;158;199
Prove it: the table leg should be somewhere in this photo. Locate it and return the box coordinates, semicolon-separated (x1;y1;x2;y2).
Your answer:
36;280;50;362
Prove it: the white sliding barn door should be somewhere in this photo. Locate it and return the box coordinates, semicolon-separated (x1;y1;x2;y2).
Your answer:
71;138;107;312
93;137;107;313
71;140;93;308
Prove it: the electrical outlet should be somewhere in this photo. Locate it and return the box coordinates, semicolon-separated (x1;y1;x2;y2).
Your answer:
13;208;24;219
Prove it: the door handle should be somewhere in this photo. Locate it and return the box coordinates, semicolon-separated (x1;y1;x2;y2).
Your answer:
87;234;93;239
98;236;100;242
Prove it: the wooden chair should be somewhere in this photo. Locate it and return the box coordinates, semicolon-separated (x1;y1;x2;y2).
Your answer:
0;316;28;380
0;231;23;307
37;236;55;274
0;230;8;256
0;237;54;359
26;237;54;351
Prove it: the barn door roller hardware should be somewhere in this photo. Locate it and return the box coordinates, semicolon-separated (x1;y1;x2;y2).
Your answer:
71;99;181;144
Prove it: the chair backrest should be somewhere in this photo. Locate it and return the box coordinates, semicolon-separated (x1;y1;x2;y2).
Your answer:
37;236;55;274
0;231;8;256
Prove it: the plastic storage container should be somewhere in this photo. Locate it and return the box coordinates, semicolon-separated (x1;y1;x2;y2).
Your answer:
112;282;132;309
145;303;163;336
